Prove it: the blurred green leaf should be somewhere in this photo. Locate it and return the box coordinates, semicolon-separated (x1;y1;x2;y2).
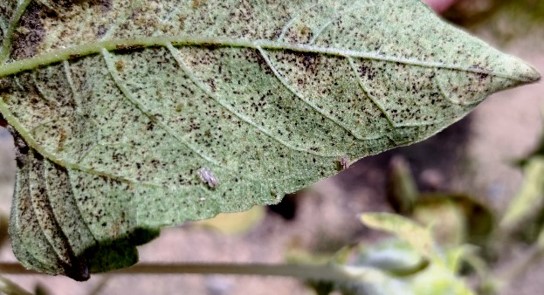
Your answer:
33;284;52;295
193;206;264;235
0;209;8;248
286;246;389;295
414;194;494;246
387;156;419;214
413;199;465;247
353;239;428;277
0;276;33;295
361;213;436;259
536;224;544;252
445;0;544;44
517;131;544;168
500;157;544;236
304;213;476;295
411;264;475;295
308;263;408;295
444;245;475;274
385;154;494;247
359;213;476;294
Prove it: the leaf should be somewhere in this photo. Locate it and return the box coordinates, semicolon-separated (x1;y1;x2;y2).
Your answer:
352;239;429;277
194;205;264;234
412;193;495;247
303;231;475;295
387;156;419;214
0;0;539;280
411;264;475;295
413;200;466;247
500;157;544;235
0;209;8;248
536;224;544;251
359;214;477;295
0;276;33;295
361;213;436;259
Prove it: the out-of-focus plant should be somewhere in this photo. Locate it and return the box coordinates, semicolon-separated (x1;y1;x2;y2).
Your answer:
293;212;476;295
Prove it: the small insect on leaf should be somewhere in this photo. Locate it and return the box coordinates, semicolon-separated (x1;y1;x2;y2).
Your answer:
337;156;351;171
115;60;125;72
198;167;219;188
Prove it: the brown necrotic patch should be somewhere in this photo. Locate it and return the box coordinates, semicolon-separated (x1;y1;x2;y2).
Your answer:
10;0;113;59
11;2;46;60
192;0;208;9
93;0;112;12
42;0;111;15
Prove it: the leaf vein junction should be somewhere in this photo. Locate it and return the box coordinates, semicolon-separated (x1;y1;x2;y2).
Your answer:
256;46;374;141
276;3;318;42
101;48;224;167
165;42;340;158
0;0;32;64
346;56;396;127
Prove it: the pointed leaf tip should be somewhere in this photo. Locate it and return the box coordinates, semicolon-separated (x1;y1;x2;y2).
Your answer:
490;52;541;85
523;65;540;84
511;58;541;84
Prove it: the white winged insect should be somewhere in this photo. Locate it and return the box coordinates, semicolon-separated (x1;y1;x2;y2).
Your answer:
198;167;219;188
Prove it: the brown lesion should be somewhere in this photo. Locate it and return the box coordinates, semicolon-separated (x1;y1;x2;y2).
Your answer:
115;60;125;72
9;0;112;60
114;44;145;53
57;128;68;152
37;0;109;16
192;0;208;9
10;2;46;60
7;125;29;168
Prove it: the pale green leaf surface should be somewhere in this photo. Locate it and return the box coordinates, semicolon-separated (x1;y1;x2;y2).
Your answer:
0;0;539;280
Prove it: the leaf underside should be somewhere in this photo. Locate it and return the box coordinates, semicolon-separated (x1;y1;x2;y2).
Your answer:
0;0;539;280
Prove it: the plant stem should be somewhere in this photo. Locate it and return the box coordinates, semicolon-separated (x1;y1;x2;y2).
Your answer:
0;262;384;282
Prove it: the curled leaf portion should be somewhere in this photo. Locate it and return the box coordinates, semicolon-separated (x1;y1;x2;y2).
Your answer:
0;0;539;279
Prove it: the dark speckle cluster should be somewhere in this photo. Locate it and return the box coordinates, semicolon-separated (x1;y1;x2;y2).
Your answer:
11;2;46;60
